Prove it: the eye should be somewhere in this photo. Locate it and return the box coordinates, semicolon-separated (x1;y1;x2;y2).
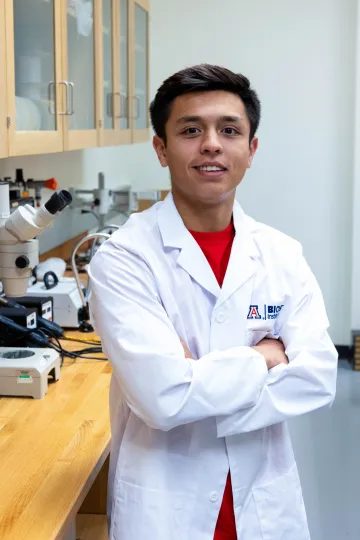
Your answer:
222;127;240;135
182;127;200;136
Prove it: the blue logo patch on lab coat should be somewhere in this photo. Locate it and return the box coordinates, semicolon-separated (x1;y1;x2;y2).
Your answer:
248;304;284;320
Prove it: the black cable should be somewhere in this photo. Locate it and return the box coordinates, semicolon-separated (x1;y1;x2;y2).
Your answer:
37;328;65;367
52;335;65;367
24;326;104;361
61;336;101;346
0;315;50;348
70;346;103;355
48;338;105;361
67;351;107;360
0;315;105;362
1;332;31;347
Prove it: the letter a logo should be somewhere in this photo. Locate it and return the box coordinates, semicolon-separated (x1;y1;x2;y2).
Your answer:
247;305;261;319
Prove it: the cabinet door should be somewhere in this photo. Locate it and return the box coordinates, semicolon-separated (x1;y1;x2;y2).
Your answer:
5;0;64;156
0;2;8;158
62;0;98;150
130;0;150;143
98;0;117;146
98;0;131;146
117;0;132;143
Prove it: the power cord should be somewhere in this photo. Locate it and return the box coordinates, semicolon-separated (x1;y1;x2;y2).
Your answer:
0;315;106;366
62;334;101;346
46;330;106;363
50;339;106;364
35;328;65;367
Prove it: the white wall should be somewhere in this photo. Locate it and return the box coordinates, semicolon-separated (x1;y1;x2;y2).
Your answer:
0;0;357;344
352;1;360;331
0;143;162;193
150;0;357;346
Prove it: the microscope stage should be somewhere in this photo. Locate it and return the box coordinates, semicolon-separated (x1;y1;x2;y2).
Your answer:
0;347;60;399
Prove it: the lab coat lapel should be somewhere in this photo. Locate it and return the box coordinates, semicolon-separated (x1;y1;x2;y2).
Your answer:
215;202;259;310
176;238;220;298
157;193;220;298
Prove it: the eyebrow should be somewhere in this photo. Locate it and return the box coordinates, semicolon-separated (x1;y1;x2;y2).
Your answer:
176;115;245;125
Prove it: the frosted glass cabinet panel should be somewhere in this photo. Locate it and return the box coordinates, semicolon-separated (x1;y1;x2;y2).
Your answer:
103;0;114;131
130;0;149;142
120;0;130;131
66;0;96;137
2;0;149;157
0;3;7;157
134;2;148;130
14;0;56;131
100;0;131;146
62;0;97;151
5;0;64;155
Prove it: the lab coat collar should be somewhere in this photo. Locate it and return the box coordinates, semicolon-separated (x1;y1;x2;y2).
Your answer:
157;192;260;303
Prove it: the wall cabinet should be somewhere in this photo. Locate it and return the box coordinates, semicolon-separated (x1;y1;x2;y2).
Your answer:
0;2;8;158
1;0;150;158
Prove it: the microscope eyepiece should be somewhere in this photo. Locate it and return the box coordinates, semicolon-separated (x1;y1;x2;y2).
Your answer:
44;190;72;214
57;190;72;211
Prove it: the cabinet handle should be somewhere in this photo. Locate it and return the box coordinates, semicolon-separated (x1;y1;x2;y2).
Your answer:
67;82;75;116
105;93;126;121
57;81;69;115
48;81;56;115
114;92;126;119
105;94;132;121
57;81;74;116
114;92;121;118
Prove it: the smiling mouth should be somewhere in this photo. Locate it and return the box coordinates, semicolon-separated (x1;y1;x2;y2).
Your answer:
193;165;227;172
193;165;228;178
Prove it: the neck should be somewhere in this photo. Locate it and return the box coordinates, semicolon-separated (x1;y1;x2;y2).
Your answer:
172;190;235;232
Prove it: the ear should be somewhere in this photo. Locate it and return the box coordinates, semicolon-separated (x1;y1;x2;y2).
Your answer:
153;136;168;168
247;137;259;168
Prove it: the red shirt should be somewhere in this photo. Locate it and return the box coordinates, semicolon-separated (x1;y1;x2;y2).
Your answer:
189;221;237;540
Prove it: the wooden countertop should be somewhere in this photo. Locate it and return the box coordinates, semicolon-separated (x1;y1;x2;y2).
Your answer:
0;329;112;540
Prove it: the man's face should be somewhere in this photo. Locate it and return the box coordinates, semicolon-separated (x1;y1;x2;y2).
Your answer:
153;90;258;205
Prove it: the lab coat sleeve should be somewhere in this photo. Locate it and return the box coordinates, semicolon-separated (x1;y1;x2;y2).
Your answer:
88;240;268;432
216;252;338;438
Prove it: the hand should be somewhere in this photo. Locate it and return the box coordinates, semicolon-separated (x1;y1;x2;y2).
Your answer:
180;340;193;359
252;338;288;370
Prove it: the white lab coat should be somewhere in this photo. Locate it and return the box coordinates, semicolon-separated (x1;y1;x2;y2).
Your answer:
88;192;338;540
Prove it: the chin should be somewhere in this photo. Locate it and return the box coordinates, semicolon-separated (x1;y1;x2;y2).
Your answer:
192;189;234;206
200;183;235;199
173;181;236;206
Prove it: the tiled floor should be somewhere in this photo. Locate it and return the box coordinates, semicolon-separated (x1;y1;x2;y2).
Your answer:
289;360;360;540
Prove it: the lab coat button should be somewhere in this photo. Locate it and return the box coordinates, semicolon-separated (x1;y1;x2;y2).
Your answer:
209;491;219;503
216;312;226;323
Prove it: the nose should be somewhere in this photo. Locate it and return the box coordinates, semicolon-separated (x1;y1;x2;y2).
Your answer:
200;129;223;154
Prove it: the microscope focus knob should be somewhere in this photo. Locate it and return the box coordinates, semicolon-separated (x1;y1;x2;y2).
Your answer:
15;255;30;269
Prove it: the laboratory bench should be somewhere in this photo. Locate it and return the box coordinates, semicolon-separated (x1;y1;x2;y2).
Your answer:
0;328;111;540
0;196;173;539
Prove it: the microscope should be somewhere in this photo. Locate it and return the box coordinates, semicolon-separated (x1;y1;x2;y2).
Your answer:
0;181;71;296
69;172;132;232
0;182;72;398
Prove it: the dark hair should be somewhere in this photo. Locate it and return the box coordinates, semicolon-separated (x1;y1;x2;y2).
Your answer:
150;64;261;144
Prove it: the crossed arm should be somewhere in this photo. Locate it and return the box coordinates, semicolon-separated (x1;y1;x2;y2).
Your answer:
181;337;289;370
89;242;338;435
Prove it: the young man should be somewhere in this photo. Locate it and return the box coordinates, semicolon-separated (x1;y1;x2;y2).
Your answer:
88;64;338;540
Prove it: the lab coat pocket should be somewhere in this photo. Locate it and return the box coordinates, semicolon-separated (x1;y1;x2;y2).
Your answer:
252;465;310;540
111;480;192;540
